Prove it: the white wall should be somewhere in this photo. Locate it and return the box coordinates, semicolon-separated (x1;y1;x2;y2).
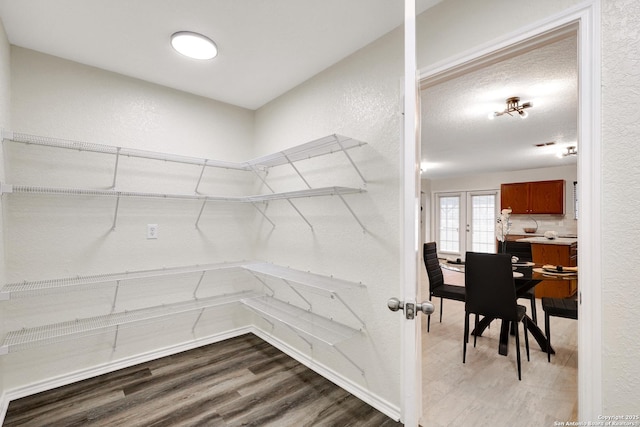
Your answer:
0;13;11;417
253;26;405;409
3;47;258;391
601;0;640;413
426;165;578;237
417;0;584;66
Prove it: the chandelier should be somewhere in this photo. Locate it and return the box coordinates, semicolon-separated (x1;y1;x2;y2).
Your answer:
489;96;533;119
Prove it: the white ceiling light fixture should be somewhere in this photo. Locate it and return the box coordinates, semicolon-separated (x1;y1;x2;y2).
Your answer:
488;96;533;119
171;31;218;60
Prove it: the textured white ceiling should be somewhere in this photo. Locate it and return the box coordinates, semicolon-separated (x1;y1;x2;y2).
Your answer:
421;34;578;179
0;0;440;110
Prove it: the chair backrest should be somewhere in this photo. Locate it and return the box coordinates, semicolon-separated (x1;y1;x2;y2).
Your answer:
423;242;444;293
503;241;533;262
465;251;519;321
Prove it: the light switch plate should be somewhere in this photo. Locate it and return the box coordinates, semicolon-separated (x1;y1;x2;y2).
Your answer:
147;224;158;239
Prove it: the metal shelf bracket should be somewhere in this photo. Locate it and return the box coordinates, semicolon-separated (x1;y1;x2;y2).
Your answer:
335;190;367;233
335;135;367;185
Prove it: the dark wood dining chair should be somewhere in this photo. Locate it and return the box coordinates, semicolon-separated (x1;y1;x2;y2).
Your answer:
541;297;578;362
504;240;538;324
463;251;530;380
423;242;465;332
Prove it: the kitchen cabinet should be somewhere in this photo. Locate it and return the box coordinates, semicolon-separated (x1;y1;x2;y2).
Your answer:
530;241;578;298
501;179;565;214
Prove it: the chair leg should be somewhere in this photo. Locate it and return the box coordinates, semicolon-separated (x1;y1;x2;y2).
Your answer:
439;298;444;323
473;314;479;347
523;317;530;362
545;311;551;362
514;321;522;381
463;312;469;363
427;296;432;332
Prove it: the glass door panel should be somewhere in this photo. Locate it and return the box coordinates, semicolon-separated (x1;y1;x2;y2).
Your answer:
468;192;498;253
435;191;497;258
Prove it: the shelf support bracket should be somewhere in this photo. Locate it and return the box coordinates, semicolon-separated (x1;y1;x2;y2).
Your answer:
112;325;120;351
248;272;275;296
251;202;276;228
195;199;208;228
111;147;121;189
283;279;312;309
335;191;366;233
250;164;313;229
192;271;206;299
284;153;312;189
112;194;121;231
286;199;313;229
282;323;313;348
249;165;275;193
335;135;366;185
191;308;206;334
334;345;365;376
111;280;121;313
194;160;208;194
332;292;366;330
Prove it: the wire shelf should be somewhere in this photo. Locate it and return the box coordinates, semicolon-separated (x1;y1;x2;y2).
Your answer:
243;262;365;293
0;262;249;300
3;184;364;203
1;291;258;353
246;186;364;202
241;296;359;346
3;131;366;172
3;131;252;170
246;134;366;168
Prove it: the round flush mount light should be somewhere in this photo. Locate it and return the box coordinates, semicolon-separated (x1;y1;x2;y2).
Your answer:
171;31;218;60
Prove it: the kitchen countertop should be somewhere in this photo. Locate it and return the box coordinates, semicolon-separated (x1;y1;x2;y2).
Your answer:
516;236;578;245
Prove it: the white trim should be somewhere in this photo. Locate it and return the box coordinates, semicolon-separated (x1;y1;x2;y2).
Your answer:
574;1;602;420
0;326;401;425
418;0;602;422
251;327;401;421
0;391;8;426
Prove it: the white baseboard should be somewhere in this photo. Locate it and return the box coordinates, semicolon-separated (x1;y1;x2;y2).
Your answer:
250;326;401;421
0;326;400;424
0;391;8;426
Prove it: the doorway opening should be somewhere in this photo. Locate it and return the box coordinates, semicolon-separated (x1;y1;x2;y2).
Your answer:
416;14;595;423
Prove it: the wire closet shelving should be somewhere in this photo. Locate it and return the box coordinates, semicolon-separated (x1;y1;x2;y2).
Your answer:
1;131;369;231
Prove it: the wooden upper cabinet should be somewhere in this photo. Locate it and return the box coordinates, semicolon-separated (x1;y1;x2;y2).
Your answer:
500;182;529;214
501;179;565;214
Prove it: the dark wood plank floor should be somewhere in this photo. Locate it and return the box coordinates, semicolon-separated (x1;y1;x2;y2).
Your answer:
4;334;400;426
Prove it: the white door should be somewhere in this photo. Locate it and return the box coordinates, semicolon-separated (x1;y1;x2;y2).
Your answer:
396;1;425;425
434;190;498;259
466;191;499;253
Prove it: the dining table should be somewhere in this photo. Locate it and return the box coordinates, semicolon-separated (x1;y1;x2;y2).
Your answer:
441;260;578;357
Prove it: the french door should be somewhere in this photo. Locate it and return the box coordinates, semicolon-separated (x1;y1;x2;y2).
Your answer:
435;190;499;259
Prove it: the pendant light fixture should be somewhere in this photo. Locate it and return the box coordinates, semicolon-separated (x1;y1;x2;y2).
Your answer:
171;31;218;60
